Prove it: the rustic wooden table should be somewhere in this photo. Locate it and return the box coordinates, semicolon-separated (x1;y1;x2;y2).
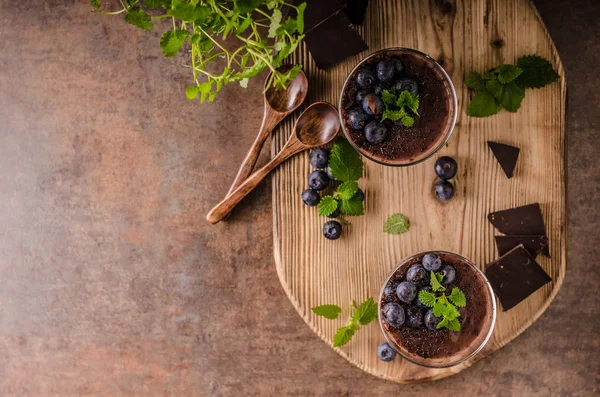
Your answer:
0;1;598;395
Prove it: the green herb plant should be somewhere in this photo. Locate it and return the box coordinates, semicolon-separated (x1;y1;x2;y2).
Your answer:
383;213;410;234
380;88;420;127
312;297;377;347
91;0;307;103
418;271;467;332
466;54;559;117
318;140;365;223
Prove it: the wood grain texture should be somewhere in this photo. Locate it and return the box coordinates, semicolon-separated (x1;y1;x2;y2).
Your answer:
272;0;566;384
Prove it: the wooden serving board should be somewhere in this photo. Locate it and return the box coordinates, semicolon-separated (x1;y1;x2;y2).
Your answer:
272;0;566;383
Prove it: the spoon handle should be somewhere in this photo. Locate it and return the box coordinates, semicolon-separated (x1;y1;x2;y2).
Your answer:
227;108;287;195
207;144;300;224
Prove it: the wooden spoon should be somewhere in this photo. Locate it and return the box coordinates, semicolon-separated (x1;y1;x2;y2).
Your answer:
207;102;340;224
227;65;308;195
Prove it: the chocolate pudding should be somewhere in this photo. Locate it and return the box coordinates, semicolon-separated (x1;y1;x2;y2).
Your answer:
378;252;496;368
339;48;457;166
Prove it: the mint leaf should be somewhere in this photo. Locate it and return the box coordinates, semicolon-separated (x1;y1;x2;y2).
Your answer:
465;72;486;91
516;54;560;89
351;297;377;325
495;64;522;84
384;213;409;234
382;108;405;122
124;7;152;30
318;196;338;217
143;0;160;8
296;2;306;34
381;89;397;105
396;90;419;114
449;287;466;307
186;86;199;100
168;3;209;22
495;81;525;112
328;140;363;182
339;196;364;216
401;115;415;127
485;79;503;97
338;181;359;201
418;290;436;307
467;91;501;117
446;318;461;332
268;9;283;38
91;0;101;8
333;325;356;347
436;317;449;329
160;30;189;57
236;0;263;13
433;302;447;317
443;304;461;320
312;304;342;320
430;271;446;292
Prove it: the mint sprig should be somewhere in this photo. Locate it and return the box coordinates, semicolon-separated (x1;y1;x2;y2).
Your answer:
418;271;467;332
380;88;419;126
313;297;377;347
317;140;365;220
383;213;410;234
466;54;559;117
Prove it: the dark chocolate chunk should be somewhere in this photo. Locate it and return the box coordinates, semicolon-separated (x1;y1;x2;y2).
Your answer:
488;141;520;178
304;11;368;69
340;0;369;25
296;0;341;33
495;235;548;258
485;245;552;311
488;203;550;257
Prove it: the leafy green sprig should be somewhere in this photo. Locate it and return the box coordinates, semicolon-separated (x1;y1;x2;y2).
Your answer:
312;297;377;347
380;88;420;126
318;140;365;220
91;0;307;103
383;213;410;234
466;54;559;117
418;271;466;332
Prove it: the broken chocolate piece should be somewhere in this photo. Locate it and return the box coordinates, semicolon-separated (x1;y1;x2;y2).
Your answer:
495;235;548;258
298;0;341;33
488;203;549;257
488;141;520;178
304;11;368;69
340;0;369;25
485;245;552;311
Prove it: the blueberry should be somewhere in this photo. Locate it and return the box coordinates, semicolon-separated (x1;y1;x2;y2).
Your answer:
377;342;397;362
356;67;376;89
415;286;433;308
327;207;341;218
383;281;399;297
394;78;418;95
405;306;424;328
439;265;456;285
422;253;442;271
373;82;391;96
424;309;442;330
309;148;329;169
301;188;320;206
355;188;365;201
434;180;455;201
362;93;383;117
396;281;417;304
322;220;342;240
390;57;404;74
347;106;370;130
434;156;458;180
308;170;329;191
326;166;335;181
382;302;405;327
355;89;369;105
376;60;395;82
406;264;427;284
364;121;388;144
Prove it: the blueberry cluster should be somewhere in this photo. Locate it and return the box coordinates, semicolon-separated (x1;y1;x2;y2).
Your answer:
347;58;418;144
381;254;456;334
433;156;458;201
301;148;364;240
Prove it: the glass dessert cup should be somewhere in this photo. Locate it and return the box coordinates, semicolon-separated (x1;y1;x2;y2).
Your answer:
338;48;458;167
378;251;497;368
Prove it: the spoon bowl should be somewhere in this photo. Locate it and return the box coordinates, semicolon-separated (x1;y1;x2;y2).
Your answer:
226;65;308;195
207;102;340;224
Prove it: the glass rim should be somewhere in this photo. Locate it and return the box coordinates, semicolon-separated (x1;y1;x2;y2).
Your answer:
338;47;459;167
377;250;497;368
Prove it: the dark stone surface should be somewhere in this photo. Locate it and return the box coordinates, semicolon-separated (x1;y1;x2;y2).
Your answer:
0;1;598;395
